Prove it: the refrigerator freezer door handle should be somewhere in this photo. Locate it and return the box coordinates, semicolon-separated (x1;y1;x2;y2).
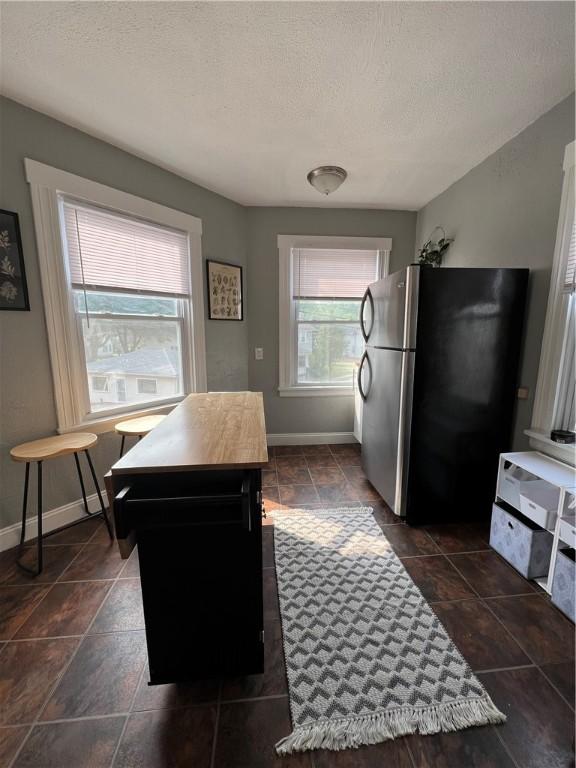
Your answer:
357;351;372;401
360;287;374;342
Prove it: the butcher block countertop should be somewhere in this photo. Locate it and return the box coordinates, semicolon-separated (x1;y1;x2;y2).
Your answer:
111;392;268;475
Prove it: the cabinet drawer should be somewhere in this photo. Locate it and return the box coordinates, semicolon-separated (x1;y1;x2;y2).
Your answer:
559;516;576;549
497;463;538;510
519;480;559;531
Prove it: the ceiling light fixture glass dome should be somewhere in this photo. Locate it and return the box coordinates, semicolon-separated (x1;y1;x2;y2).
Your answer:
307;166;348;195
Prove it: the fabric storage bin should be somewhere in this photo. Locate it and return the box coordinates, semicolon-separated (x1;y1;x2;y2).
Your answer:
497;463;538;510
490;503;553;579
519;480;559;531
551;548;575;623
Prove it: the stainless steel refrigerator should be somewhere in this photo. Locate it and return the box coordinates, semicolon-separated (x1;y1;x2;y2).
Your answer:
358;265;528;524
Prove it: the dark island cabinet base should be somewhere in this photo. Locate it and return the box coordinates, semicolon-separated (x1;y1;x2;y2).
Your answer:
112;468;264;684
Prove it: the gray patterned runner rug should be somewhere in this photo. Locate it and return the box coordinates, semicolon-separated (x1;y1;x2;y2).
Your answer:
273;508;505;755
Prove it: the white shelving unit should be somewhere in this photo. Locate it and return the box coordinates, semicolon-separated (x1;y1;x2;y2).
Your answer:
495;451;576;594
547;484;576;594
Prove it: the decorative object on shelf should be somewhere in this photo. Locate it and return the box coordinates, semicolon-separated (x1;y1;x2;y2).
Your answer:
551;429;575;444
307;166;347;195
206;259;243;320
418;226;453;267
0;209;30;310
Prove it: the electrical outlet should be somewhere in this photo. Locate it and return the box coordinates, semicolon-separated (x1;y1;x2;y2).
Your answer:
255;347;264;360
517;386;529;400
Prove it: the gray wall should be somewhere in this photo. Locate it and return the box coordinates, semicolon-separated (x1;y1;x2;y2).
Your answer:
416;93;575;450
246;207;417;434
0;97;249;528
2;89;571;529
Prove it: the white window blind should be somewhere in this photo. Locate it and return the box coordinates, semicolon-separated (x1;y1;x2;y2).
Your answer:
560;164;575;293
62;200;191;296
292;248;379;299
563;220;576;293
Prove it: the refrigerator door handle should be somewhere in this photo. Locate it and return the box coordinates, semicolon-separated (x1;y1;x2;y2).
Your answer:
360;287;374;342
357;350;372;401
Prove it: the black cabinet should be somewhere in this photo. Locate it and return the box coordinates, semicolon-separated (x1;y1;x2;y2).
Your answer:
113;468;264;684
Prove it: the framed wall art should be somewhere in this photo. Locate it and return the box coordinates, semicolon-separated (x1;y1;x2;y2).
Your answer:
206;259;243;320
0;209;30;311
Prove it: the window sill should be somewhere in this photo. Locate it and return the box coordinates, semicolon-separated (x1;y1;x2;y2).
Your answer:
524;429;576;468
58;401;181;435
278;386;354;398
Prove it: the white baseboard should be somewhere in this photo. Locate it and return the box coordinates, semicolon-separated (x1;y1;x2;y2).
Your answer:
0;490;109;554
1;434;357;551
266;432;358;446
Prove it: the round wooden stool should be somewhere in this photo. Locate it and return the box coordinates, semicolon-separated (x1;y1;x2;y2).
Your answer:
115;415;166;458
10;433;113;576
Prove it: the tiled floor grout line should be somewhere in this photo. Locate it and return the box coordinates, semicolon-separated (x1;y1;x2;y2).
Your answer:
3;459;573;766
7;723;34;768
3;524;103;641
439;544;576;721
537;664;576;713
108;659;149;768
424;539;559;768
209;680;223;768
403;734;419;768
491;725;523;768
446;556;547;678
6;627;145;643
411;541;537;768
474;662;535;675
7;518;130;765
6;525;107;768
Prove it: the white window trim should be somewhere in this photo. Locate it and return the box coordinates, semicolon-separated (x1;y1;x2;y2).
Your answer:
25;159;207;433
527;141;575;465
278;235;391;397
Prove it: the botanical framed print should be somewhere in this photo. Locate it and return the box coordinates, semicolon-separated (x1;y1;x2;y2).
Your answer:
207;259;243;320
0;209;30;311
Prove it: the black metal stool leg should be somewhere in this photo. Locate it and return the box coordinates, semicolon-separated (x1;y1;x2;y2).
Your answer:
85;449;113;540
119;435;126;459
17;461;42;577
37;462;43;573
18;462;30;551
74;452;93;517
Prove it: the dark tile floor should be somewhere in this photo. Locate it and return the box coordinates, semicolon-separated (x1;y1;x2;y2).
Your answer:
0;443;574;768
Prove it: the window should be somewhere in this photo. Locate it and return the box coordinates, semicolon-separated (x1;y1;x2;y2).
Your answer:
26;159;206;432
530;141;576;461
116;379;127;403
278;236;390;395
63;200;189;414
137;378;158;395
91;376;109;392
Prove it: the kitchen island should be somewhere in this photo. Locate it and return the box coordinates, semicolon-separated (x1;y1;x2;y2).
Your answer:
108;392;268;684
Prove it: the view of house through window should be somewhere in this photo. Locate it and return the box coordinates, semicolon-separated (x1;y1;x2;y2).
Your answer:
292;248;380;386
61;199;190;415
75;291;183;412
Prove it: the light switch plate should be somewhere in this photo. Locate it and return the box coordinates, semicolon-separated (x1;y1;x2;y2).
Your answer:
255;347;264;360
517;386;529;400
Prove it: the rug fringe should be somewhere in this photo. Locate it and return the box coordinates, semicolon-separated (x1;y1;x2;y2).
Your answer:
275;696;506;755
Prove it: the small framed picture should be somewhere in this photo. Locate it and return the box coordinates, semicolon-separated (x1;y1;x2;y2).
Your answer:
207;260;243;321
0;209;30;311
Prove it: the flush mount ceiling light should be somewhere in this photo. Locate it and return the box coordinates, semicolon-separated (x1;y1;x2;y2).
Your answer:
307;166;348;195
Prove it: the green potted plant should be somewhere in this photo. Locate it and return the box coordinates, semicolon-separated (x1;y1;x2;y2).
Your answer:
418;226;453;267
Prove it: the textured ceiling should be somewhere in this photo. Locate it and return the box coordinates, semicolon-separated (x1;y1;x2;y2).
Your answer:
1;2;574;209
